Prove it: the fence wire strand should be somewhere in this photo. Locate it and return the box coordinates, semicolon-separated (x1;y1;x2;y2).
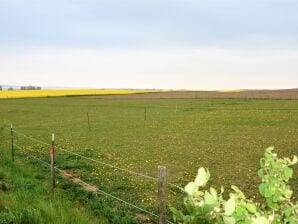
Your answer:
10;129;51;146
15;144;51;167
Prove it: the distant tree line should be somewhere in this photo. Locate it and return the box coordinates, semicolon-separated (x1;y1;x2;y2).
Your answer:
20;86;42;90
0;85;42;90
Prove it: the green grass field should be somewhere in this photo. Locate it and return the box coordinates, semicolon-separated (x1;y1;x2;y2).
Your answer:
0;97;297;223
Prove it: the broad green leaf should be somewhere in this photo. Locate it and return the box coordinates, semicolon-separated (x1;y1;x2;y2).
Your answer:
252;216;269;224
210;187;217;198
284;207;293;217
284;167;293;181
193;190;204;197
224;198;236;216
223;216;236;224
259;183;266;196
204;191;217;205
268;185;276;195
184;182;197;196
235;205;247;217
194;167;210;187
246;203;257;214
291;155;297;165
265;146;274;154
284;189;293;199
258;169;264;178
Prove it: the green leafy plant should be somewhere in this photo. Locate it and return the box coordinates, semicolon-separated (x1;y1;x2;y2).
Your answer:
171;147;298;224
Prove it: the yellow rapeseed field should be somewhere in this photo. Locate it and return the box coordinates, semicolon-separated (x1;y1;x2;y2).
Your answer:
0;89;149;99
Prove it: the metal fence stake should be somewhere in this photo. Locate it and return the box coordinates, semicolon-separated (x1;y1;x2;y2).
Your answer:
10;124;14;162
50;133;55;193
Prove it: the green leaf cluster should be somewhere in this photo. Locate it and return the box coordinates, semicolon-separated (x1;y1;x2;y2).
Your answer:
171;147;298;224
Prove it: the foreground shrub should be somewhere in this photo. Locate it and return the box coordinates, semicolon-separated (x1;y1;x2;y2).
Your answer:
171;147;298;224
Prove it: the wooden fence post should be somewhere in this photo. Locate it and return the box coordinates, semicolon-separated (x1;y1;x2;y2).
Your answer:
87;112;91;130
50;133;55;193
144;107;147;121
10;124;14;162
158;166;166;224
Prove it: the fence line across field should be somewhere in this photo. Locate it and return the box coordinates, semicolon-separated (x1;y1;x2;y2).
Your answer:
6;124;180;223
13;144;174;224
8;127;183;191
42;103;298;111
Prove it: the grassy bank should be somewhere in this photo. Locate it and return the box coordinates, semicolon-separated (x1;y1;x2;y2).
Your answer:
0;143;141;223
0;144;105;223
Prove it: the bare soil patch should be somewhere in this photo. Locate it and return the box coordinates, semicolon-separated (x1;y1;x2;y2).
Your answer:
60;170;99;193
86;89;298;100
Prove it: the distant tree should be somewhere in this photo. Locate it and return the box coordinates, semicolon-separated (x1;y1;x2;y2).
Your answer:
8;87;14;91
0;85;2;91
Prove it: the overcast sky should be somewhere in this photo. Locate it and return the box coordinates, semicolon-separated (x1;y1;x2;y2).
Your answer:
0;0;297;89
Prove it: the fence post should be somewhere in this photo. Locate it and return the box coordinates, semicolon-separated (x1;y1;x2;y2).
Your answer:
50;133;55;193
87;112;91;130
144;107;147;121
10;124;14;162
158;166;166;224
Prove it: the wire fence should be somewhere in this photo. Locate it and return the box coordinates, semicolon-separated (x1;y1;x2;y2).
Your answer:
8;127;183;191
14;144;171;223
4;126;181;224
